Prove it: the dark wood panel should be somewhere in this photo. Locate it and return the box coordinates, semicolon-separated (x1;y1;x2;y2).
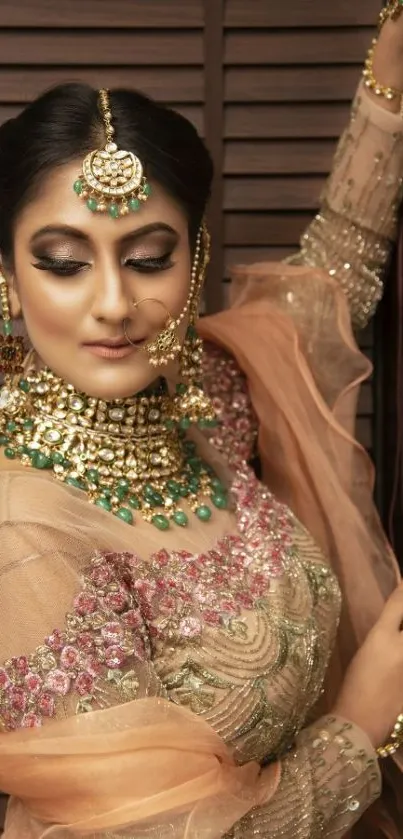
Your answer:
356;417;372;449
0;69;203;103
225;28;372;65
0;0;203;27
0;31;203;65
225;245;295;265
225;0;380;27
225;102;351;139
225;212;312;246
358;382;373;415
225;139;336;174
225;66;361;102
224;176;325;211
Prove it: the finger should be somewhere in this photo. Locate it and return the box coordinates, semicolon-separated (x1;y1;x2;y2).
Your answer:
377;582;403;631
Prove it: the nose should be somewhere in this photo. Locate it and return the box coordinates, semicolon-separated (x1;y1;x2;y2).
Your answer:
90;261;133;325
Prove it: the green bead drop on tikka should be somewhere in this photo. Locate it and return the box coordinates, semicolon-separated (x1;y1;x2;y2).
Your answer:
73;180;83;195
3;321;12;337
87;197;98;212
129;198;141;212
108;203;120;219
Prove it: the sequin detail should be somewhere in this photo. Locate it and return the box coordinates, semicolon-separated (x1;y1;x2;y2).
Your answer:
203;343;257;464
290;90;403;329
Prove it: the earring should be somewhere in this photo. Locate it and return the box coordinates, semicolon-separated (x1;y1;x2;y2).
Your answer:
123;299;181;367
0;272;25;377
172;224;217;428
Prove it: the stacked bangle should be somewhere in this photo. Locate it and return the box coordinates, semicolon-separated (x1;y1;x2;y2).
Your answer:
362;0;403;108
377;713;403;759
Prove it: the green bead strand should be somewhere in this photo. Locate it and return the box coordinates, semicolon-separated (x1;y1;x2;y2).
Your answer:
173;510;188;527
115;507;134;525
195;505;212;521
152;514;170;531
95;497;112;512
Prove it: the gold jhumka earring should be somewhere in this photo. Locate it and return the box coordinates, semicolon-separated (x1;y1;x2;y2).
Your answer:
0;272;25;377
73;88;151;218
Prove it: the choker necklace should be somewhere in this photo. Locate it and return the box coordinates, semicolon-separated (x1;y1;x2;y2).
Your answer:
0;368;228;530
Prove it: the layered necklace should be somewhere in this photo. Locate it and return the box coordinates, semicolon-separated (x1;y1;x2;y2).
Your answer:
0;367;229;530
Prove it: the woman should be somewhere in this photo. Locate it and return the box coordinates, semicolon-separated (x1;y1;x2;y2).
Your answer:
0;5;402;839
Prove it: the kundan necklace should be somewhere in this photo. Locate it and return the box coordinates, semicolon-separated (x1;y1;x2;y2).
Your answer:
0;367;228;530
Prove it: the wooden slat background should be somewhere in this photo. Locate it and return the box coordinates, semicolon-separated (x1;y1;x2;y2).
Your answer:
0;2;380;823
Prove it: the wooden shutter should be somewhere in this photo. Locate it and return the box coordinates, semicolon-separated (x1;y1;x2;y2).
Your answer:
214;0;379;455
0;0;204;131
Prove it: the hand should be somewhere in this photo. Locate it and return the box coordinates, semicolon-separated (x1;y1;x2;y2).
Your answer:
332;582;403;749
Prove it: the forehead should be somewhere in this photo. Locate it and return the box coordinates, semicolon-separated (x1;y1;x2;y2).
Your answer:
15;160;188;243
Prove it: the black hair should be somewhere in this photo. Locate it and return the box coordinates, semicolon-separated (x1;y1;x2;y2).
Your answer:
0;83;213;262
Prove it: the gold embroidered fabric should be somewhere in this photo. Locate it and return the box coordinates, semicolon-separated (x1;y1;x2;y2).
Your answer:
290;84;403;328
0;458;380;838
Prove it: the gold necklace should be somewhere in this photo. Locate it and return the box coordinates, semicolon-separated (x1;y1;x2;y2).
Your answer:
0;368;228;530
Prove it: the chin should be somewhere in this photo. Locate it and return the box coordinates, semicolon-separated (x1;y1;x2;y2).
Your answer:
73;370;157;400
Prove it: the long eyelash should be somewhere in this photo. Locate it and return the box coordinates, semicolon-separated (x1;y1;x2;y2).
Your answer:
32;257;88;276
125;254;174;273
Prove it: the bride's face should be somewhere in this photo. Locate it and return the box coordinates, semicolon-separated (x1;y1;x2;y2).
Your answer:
8;161;192;399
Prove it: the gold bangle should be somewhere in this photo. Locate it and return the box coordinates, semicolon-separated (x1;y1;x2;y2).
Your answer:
377;713;403;759
379;0;403;29
362;0;403;104
363;39;403;101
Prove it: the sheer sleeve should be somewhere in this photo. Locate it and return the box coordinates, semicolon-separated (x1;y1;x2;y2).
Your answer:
290;83;403;328
235;715;381;839
202;340;258;465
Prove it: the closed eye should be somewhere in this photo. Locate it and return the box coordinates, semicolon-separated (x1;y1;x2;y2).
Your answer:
124;253;174;274
32;257;89;276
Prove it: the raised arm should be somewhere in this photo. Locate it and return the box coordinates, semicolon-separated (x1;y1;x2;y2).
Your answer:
291;5;403;329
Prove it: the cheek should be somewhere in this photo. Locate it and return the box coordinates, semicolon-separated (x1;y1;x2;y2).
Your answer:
14;270;82;340
136;260;191;322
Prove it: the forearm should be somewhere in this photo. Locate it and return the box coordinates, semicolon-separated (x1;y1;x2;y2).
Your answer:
233;715;381;839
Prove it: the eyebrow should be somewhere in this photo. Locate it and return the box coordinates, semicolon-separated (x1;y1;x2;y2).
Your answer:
29;221;178;246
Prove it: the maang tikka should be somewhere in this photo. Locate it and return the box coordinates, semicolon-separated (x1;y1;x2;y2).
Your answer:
73;88;151;219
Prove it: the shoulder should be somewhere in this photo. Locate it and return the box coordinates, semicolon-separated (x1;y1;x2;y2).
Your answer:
202;341;258;466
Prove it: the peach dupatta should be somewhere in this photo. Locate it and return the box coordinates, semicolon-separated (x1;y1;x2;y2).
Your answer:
200;261;403;839
0;697;278;839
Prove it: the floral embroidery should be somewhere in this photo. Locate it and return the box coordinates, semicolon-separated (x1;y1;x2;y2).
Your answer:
203;344;258;465
0;553;149;730
0;467;338;734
